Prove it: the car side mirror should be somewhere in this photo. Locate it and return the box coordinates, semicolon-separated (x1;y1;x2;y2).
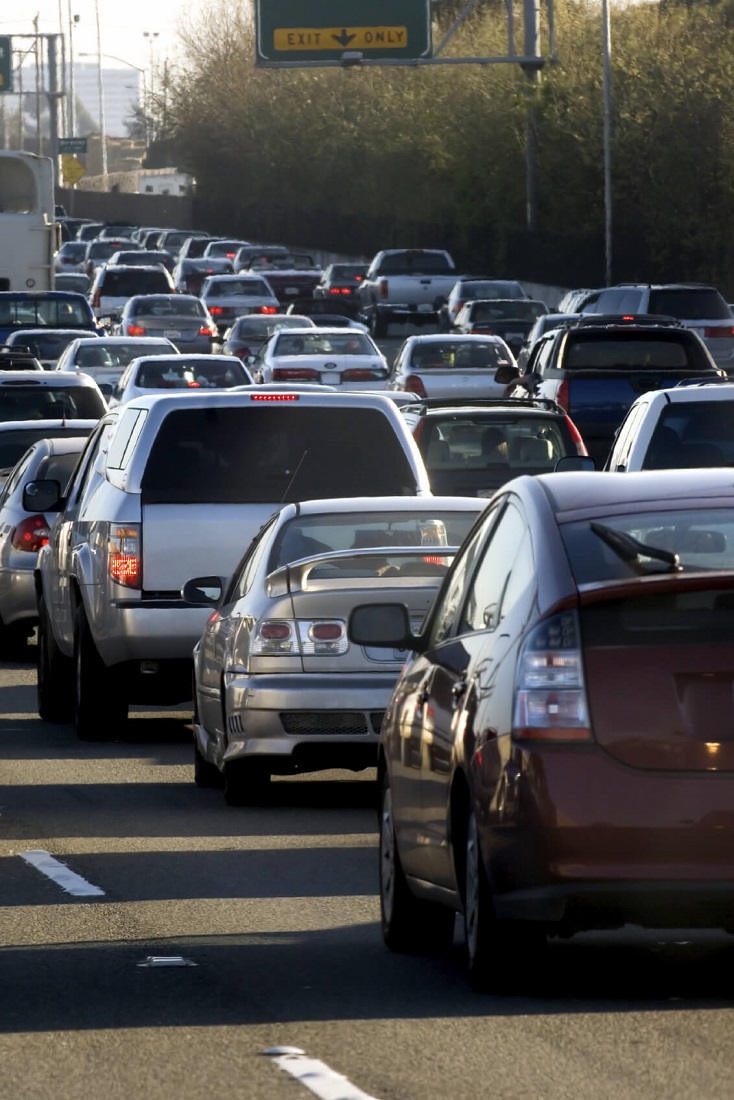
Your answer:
494;363;520;386
554;455;595;472
181;576;224;606
23;479;63;512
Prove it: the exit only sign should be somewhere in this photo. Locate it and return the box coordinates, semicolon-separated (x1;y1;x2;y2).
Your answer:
256;0;432;64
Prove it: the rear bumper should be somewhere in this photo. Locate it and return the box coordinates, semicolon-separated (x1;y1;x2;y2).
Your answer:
100;599;210;664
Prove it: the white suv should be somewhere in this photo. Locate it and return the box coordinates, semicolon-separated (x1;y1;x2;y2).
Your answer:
582;284;734;373
32;389;431;740
605;381;734;471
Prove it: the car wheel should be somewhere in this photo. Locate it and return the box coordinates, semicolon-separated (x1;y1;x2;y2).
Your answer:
223;759;271;806
463;806;546;993
194;741;224;788
37;595;73;723
73;604;127;741
379;770;455;953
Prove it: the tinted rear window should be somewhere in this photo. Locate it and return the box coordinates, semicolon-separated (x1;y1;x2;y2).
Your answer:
378;253;454;276
564;332;706;370
409;341;509;369
0;297;92;328
102;271;171;296
648;288;731;321
0;427;92;469
133;359;247;388
141;406;417;503
0;385;105;422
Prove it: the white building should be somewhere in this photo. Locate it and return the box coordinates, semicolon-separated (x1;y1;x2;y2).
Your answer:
71;63;142;139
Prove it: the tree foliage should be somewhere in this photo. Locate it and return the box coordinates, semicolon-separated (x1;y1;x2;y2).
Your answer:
161;0;734;293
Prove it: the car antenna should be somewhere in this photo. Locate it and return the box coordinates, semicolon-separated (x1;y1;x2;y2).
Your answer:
280;450;309;504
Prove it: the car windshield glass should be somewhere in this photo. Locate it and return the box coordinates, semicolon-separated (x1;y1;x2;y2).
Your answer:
102;271;170;295
268;510;480;575
274;333;372;355
410;342;508;369
0;297;90;327
132;298;204;318
643;401;734;468
140;406;417;504
471;301;546;322
378;253;453;276
0;385;105;421
11;333;79;358
424;416;569;471
0;427;92;470
37;449;85;488
76;341;172;368
133;359;247;388
207;280;271;298
461;281;525;299
648;289;731;321
561;508;734;583
564;334;695;369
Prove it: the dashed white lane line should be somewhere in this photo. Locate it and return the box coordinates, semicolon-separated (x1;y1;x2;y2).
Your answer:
20;850;105;897
263;1047;381;1100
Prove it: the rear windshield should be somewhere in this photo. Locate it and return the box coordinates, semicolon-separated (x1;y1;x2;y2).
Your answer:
644;401;734;468
101;270;171;296
273;332;373;355
8;333;79;359
461;281;526;300
561;508;734;584
422;415;572;472
378;252;454;276
141;406;417;503
131;298;205;318
409;341;509;369
206;280;271;298
133;359;247;388
268;510;479;574
0;297;91;328
38;449;85;489
0;427;92;470
75;341;173;368
0;385;106;422
470;301;547;322
564;332;705;370
648;288;731;321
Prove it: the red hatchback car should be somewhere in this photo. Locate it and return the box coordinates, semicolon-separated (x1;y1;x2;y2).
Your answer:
349;468;734;991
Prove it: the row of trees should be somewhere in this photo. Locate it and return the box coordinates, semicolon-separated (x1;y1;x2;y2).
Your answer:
157;0;734;294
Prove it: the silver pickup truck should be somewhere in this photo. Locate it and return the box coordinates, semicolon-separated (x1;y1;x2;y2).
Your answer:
31;389;431;741
356;248;460;338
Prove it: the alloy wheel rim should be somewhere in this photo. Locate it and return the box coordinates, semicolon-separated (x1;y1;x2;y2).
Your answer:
465;812;480;960
380;785;395;922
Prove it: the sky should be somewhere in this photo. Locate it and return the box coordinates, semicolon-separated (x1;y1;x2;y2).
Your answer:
1;0;202;75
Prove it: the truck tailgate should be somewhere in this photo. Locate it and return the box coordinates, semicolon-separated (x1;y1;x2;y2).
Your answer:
141;503;278;590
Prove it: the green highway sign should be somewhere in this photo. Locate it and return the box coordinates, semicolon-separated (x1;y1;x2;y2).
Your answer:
0;36;12;93
58;137;88;155
256;0;432;65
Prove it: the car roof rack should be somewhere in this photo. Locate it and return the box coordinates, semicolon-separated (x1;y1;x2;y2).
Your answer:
400;395;566;415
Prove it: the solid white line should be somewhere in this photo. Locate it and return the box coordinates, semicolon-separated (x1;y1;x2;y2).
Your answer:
264;1049;382;1100
21;850;105;897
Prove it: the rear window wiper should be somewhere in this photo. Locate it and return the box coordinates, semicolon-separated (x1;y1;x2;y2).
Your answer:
590;521;682;574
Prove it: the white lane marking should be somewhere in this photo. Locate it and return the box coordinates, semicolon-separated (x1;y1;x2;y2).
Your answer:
20;850;105;897
263;1048;382;1100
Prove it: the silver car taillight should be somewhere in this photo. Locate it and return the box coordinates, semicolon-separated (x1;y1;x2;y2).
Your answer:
512;610;591;742
252;619;348;657
298;620;348;656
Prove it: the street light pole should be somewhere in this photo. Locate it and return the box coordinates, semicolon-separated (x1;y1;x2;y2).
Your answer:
79;52;148;147
94;0;107;179
602;0;613;286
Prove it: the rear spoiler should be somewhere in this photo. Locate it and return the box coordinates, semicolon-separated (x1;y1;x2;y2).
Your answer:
266;545;459;596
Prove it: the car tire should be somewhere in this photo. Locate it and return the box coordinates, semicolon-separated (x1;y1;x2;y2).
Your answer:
379;770;455;953
223;759;271;806
37;595;73;723
194;741;224;788
463;806;546;993
73;604;127;741
0;612;29;662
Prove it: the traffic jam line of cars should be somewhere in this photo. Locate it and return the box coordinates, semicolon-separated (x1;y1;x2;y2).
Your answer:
5;224;734;992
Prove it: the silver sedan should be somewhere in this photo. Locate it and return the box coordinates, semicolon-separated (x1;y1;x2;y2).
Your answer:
115;294;218;354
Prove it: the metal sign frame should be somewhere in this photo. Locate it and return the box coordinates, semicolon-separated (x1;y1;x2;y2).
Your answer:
0;36;12;92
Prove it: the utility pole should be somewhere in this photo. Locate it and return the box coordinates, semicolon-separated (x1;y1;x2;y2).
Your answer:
522;0;542;233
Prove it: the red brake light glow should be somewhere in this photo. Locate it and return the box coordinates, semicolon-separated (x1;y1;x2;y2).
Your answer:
127;324;146;336
249;393;300;401
11;514;50;552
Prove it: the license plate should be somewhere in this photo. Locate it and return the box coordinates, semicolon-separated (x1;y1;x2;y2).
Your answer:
321;371;341;383
417;303;434;312
285;287;299;295
164;329;181;339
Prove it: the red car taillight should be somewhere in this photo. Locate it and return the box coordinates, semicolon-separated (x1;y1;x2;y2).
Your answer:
92;290;101;309
379;278;389;299
199;325;217;337
329;287;352;295
11;514;50;552
258;306;278;314
208;306;224;316
704;326;734;338
272;367;319;381
513;611;591;742
127;324;146;336
404;375;427;397
556;379;570;411
342;367;388;381
471;325;494;334
564;414;588;455
236;347;251;360
108;524;141;589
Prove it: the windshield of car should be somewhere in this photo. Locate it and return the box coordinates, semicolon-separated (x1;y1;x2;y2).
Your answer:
378;252;454;276
37;449;86;488
7;332;80;359
268;510;480;574
58;243;87;260
561;508;734;583
130;297;206;318
423;415;570;472
643;401;734;469
0;297;91;328
206;279;272;298
459;281;526;300
648;288;732;321
470;300;547;322
274;332;373;355
133;359;247;389
409;341;509;369
75;340;173;368
140;406;417;504
100;270;172;295
0;427;93;470
564;333;698;369
0;385;106;421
